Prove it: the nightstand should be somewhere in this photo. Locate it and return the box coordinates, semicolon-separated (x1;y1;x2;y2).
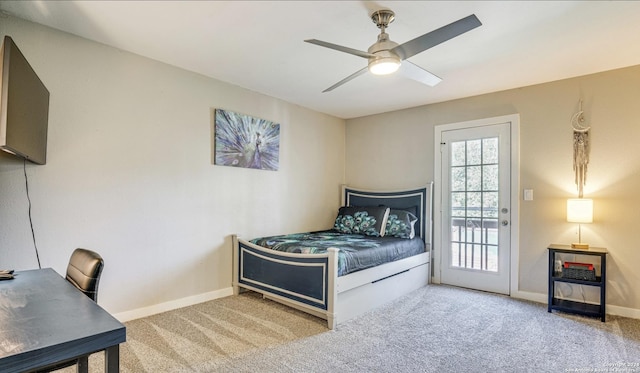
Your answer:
548;244;607;322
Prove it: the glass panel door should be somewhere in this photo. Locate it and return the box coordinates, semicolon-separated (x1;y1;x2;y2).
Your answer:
441;122;511;294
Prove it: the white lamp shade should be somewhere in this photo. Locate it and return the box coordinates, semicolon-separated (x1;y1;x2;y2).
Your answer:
567;198;593;223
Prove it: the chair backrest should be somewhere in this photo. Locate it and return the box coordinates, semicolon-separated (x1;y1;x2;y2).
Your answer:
65;248;104;302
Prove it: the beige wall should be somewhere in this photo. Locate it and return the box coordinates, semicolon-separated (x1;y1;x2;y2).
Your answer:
0;17;345;317
346;65;640;314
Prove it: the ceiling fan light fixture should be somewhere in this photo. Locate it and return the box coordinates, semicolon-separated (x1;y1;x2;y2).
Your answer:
369;56;401;75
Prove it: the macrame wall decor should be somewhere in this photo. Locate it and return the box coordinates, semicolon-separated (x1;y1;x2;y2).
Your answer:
571;100;590;197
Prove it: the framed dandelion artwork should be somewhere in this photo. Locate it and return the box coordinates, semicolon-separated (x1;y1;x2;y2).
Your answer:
214;109;280;171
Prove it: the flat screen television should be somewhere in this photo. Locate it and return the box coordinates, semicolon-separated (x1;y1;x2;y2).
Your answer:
0;35;49;165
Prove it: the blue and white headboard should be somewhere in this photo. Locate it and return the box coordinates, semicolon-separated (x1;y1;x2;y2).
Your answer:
342;183;433;248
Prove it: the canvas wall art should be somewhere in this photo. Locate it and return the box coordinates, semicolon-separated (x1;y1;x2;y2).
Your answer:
214;109;280;171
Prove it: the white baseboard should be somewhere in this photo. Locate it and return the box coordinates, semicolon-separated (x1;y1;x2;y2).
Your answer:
605;304;640;319
511;290;640;320
511;289;547;304
113;286;234;322
112;286;640;323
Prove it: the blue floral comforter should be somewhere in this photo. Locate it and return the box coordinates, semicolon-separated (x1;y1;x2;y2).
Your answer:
250;230;425;276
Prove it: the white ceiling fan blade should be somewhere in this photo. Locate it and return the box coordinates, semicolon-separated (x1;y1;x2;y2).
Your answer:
305;39;376;59
322;67;369;92
399;61;442;87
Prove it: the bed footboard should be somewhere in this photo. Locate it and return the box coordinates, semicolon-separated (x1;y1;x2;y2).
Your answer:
232;235;339;327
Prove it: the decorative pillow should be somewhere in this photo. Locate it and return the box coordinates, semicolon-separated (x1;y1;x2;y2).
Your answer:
385;209;418;239
334;206;390;237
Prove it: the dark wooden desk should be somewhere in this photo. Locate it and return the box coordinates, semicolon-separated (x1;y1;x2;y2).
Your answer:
0;268;126;373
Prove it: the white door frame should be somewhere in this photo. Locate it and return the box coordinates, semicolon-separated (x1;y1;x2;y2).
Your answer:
433;114;520;295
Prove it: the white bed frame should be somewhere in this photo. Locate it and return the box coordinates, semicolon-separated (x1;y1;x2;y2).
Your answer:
232;184;433;329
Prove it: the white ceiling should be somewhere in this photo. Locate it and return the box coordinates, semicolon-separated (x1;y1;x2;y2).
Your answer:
2;1;640;119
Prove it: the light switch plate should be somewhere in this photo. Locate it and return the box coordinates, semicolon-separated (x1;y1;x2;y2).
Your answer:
524;189;533;201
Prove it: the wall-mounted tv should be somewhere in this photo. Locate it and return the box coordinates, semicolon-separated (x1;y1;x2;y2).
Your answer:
0;35;49;165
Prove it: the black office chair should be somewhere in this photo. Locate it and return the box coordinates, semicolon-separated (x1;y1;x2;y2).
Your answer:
36;248;104;373
66;248;104;302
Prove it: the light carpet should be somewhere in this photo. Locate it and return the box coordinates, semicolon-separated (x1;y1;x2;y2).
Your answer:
62;285;640;372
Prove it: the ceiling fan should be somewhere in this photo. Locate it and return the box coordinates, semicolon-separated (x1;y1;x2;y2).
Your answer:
305;10;481;92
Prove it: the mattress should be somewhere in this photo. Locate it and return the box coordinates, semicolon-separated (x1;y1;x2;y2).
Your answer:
250;230;425;276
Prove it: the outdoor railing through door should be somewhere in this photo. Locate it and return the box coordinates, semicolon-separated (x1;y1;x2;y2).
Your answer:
451;214;499;272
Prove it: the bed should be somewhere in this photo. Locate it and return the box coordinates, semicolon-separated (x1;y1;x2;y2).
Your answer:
232;184;433;329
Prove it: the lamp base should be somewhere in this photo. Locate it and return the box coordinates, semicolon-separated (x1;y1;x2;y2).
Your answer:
571;243;590;249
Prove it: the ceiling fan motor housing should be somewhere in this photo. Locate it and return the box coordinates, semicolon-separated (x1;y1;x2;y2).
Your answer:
368;32;399;54
367;14;402;75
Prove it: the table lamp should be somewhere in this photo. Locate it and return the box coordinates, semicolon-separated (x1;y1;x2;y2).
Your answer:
567;198;593;249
